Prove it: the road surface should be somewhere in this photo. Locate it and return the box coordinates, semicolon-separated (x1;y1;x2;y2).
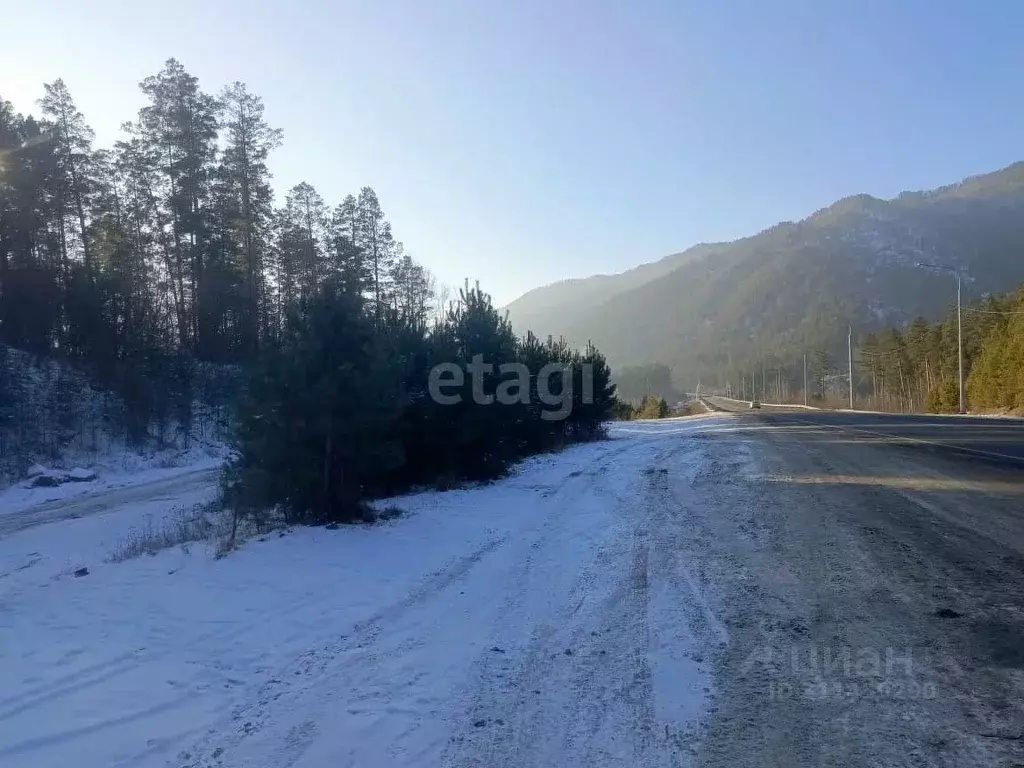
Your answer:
706;395;1024;463
689;402;1024;766
0;467;218;536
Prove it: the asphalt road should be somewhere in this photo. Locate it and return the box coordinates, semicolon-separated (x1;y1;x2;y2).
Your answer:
687;399;1024;766
706;396;1024;465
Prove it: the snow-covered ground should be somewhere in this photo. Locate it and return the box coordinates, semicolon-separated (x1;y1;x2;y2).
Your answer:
0;441;228;514
0;415;737;768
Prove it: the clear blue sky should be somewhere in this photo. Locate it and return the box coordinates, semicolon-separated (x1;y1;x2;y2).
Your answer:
3;1;1021;304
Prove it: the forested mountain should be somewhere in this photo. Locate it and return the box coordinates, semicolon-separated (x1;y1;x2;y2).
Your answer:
504;163;1024;391
505;244;726;342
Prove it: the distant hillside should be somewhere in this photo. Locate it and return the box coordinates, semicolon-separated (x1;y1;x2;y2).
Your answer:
504;244;727;341
504;163;1024;386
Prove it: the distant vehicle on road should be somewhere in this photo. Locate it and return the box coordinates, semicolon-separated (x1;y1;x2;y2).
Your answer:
749;401;761;409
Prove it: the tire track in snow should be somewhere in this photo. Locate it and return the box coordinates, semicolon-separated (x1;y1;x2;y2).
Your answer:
174;438;651;768
71;442;627;768
442;439;715;768
444;515;652;766
0;652;144;722
0;652;139;711
0;693;197;761
173;532;513;768
1;561;347;744
55;435;671;768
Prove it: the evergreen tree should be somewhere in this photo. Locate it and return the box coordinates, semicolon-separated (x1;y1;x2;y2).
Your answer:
38;80;96;280
135;58;219;353
231;280;403;522
570;342;616;439
0;98;63;352
329;195;370;298
810;348;831;399
634;395;669;419
216;82;281;357
277;182;328;308
355;186;395;320
390;246;432;326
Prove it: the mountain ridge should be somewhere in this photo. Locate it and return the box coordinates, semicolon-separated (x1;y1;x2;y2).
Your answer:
504;162;1024;384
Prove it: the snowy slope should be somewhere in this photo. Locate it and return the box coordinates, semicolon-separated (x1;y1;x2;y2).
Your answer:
0;458;223;533
0;415;738;768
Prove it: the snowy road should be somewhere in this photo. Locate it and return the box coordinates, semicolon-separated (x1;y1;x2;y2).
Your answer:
182;426;724;768
11;409;1021;766
0;417;731;768
0;467;219;536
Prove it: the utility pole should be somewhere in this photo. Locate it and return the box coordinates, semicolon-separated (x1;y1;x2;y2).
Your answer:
848;325;855;410
803;352;808;407
762;360;766;403
957;271;965;414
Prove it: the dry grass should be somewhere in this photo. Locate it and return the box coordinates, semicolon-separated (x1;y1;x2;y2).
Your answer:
108;502;227;562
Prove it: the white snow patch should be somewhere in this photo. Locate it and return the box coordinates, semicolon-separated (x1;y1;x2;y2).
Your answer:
25;464;47;479
0;423;722;768
0;448;226;521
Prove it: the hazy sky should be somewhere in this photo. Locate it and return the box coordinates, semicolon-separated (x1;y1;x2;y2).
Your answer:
3;1;1021;304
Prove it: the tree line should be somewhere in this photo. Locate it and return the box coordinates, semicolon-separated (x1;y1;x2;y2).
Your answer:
1;61;619;515
1;61;431;373
0;61;439;446
707;284;1024;414
859;286;1024;413
229;280;616;523
612;363;679;405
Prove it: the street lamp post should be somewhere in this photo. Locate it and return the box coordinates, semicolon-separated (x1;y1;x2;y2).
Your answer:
916;262;966;414
848;325;854;410
956;271;965;414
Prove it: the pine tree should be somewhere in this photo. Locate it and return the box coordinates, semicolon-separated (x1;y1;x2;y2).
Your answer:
390;246;432;326
135;59;219;353
0;98;63;352
355;186;395;320
38;80;96;280
810;348;831;399
571;341;616;438
217;82;281;356
329;195;370;297
4;68;628;509
276;182;329;313
232;279;403;522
